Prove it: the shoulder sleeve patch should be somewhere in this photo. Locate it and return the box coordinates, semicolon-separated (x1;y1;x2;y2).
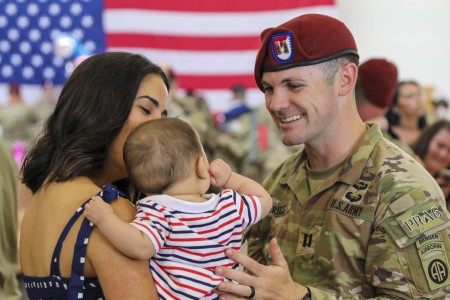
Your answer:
405;231;450;293
383;191;450;248
396;200;449;239
416;233;450;290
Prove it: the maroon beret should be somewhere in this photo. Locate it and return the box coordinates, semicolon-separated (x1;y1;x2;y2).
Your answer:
254;14;359;90
359;58;398;109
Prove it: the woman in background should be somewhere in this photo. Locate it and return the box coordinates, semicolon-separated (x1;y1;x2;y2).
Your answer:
412;119;450;208
385;80;427;146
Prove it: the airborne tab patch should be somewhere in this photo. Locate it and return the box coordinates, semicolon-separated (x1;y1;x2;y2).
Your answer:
416;233;450;290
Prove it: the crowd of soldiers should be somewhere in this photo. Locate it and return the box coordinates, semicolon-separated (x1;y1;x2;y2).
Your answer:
160;64;301;185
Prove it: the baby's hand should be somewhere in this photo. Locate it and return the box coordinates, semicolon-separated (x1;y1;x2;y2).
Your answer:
84;196;114;225
209;159;232;188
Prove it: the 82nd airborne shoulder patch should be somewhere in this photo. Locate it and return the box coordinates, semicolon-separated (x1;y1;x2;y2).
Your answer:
416;233;450;290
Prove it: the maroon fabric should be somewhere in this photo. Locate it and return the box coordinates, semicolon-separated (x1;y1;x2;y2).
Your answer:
359;58;398;108
254;14;358;90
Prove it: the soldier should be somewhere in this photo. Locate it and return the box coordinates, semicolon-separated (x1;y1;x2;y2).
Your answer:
214;14;450;299
214;84;257;179
161;64;218;163
0;83;38;162
0;137;21;299
355;58;418;159
32;79;57;137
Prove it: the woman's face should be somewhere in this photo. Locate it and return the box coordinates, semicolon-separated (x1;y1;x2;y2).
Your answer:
423;128;450;176
109;74;169;180
396;83;425;118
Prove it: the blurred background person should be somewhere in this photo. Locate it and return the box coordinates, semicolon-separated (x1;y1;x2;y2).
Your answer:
431;97;449;121
214;84;263;181
213;84;251;132
355;58;417;157
0;137;21;300
412;119;450;205
0;83;38;165
355;58;397;130
32;80;57;137
385;80;427;146
160;63;218;164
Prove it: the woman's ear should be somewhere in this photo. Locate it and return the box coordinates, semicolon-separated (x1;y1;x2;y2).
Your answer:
195;156;209;179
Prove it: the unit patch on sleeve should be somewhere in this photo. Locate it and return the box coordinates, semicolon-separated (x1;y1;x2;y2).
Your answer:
395;201;450;238
415;233;450;290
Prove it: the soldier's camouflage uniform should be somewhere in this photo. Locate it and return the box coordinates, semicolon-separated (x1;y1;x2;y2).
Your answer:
246;123;450;299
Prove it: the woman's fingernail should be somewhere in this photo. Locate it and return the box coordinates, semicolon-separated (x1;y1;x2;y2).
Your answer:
225;248;232;256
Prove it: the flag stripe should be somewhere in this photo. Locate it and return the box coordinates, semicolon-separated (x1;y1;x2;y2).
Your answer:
105;0;335;12
103;6;337;36
107;34;261;51
177;75;257;90
107;47;256;75
104;3;338;101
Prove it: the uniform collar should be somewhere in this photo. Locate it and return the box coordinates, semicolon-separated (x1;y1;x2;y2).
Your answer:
281;122;383;188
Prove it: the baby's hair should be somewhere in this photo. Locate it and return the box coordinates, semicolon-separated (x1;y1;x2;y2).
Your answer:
124;118;204;194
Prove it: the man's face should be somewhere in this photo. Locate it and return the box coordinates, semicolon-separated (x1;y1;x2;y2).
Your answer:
260;65;339;146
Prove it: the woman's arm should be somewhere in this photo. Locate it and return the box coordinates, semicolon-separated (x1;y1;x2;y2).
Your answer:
87;197;159;299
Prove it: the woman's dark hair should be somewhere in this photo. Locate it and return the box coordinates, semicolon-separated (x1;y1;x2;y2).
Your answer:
21;52;169;193
385;80;426;129
412;119;450;162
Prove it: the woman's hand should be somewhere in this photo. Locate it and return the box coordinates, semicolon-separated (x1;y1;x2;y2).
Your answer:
214;238;308;299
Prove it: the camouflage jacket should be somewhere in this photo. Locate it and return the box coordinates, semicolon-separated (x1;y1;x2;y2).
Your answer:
246;123;450;299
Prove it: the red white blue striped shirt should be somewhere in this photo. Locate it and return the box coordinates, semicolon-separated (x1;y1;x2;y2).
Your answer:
131;189;261;300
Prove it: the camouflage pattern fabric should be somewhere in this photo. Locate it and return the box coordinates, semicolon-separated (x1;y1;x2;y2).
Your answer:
167;95;218;161
0;102;38;149
245;123;450;299
215;111;252;174
382;129;416;158
0;138;21;299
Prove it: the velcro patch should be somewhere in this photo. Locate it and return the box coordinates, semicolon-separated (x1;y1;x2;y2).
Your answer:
269;196;291;217
396;201;450;238
416;233;450;290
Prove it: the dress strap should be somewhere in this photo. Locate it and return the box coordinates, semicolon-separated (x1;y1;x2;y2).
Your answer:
48;184;125;299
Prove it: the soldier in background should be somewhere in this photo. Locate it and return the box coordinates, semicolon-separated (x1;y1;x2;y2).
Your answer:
255;104;303;180
0;137;22;300
355;58;418;159
32;80;57;138
160;64;218;163
0;83;38;164
213;85;263;181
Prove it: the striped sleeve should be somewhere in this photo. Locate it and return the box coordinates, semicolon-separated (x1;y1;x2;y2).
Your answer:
131;200;169;253
223;189;262;229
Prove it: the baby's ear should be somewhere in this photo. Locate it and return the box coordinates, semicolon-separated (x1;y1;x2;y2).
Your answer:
195;156;209;179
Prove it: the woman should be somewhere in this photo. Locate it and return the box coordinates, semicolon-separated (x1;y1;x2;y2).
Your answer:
20;52;169;299
385;80;427;146
412;119;450;204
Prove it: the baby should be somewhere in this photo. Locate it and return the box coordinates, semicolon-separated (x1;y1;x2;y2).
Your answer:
84;118;272;299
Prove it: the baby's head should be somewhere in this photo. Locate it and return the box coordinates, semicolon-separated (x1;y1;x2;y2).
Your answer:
124;118;206;195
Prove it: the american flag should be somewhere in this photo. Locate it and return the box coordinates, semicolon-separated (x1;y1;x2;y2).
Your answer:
0;0;336;110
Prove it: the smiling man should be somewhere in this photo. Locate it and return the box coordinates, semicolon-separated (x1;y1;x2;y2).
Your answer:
214;14;450;299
